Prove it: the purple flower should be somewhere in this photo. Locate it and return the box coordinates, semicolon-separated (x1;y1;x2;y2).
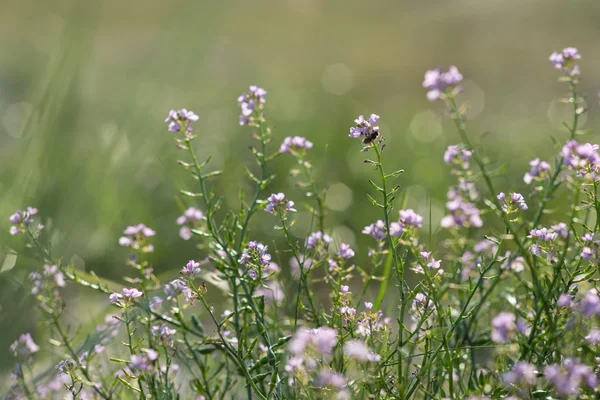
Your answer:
551;223;569;239
181;260;201;277
349;114;380;143
549;47;581;76
8;207;39;235
337;243;355;260
581;246;594;260
561;140;600;178
121;288;143;301
362;220;386;241
312;327;338;354
238;85;267;126
152;324;177;347
528;227;558;242
264;192;296;214
524;158;550;184
109;293;120;304
340;285;351;295
119;224;156;252
411;292;434;314
444;145;472;169
441;198;483;229
503;361;537;387
10;333;40;358
164;279;192;301
164;109;199;133
581;288;600;317
344;340;381;363
585;328;600;345
422;66;463;101
497;192;528;213
491;312;516;343
557;294;573;308
390;209;424;237
545;358;596;396
280;136;313;154
306;231;332;249
176;207;204;240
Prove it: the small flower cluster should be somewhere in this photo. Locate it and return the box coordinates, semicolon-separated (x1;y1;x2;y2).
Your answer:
523;158;550;185
29;264;65;295
561;140;600;179
348;114;380;144
238;85;267;126
497;192;528;214
164;109;199;134
422;66;463;101
389;209;423;238
545;358;597;396
176;207;204;240
109;287;143;305
306;231;332;250
549;47;581;76
444;145;472;170
9;207;39;236
118;223;156;252
239;241;272;280
264;192;296;214
280;136;313;155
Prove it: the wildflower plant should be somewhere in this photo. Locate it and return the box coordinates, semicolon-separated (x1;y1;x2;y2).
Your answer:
4;47;600;400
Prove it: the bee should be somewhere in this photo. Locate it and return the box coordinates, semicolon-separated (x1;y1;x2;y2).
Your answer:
362;131;379;144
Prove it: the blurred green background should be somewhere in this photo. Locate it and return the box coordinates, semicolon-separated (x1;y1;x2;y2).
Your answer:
1;0;600;378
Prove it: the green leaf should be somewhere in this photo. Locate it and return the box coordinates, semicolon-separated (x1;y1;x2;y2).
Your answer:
368;179;384;193
366;194;384;208
243;167;260;184
201;170;223;179
180;190;203;197
385;169;404;179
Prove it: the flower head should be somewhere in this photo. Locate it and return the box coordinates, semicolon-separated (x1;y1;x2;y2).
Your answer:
264;193;296;214
10;333;40;358
164;109;199;134
549;47;581;76
349;114;380;144
181;260;201;277
119;223;155;253
422;66;463;101
280;136;313;155
238;85;267;126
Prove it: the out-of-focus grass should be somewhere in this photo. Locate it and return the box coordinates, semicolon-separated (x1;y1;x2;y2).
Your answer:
1;0;600;374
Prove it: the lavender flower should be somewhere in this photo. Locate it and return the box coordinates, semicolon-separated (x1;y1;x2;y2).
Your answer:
390;209;424;237
10;333;40;358
238;85;267;126
545;358;597;396
422;66;463;101
129;350;158;373
119;223;156;253
549;47;581;76
264;193;296;214
491;312;516;343
557;294;574;308
337;243;355;260
524;158;550;184
180;260;201;277
585;328;600;345
164;279;192;301
362;220;386;241
581;288;600;317
528;227;558;242
306;231;332;249
176;207;204;240
8;207;39;236
497;192;528;213
561;140;600;178
239;241;272;280
152;324;177;347
503;361;537;387
280;136;313;155
444;145;472;169
348;114;380;144
344;340;381;363
164;109;199;133
121;288;143;302
440;198;483;229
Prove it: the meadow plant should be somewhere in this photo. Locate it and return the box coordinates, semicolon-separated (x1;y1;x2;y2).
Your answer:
4;49;600;399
